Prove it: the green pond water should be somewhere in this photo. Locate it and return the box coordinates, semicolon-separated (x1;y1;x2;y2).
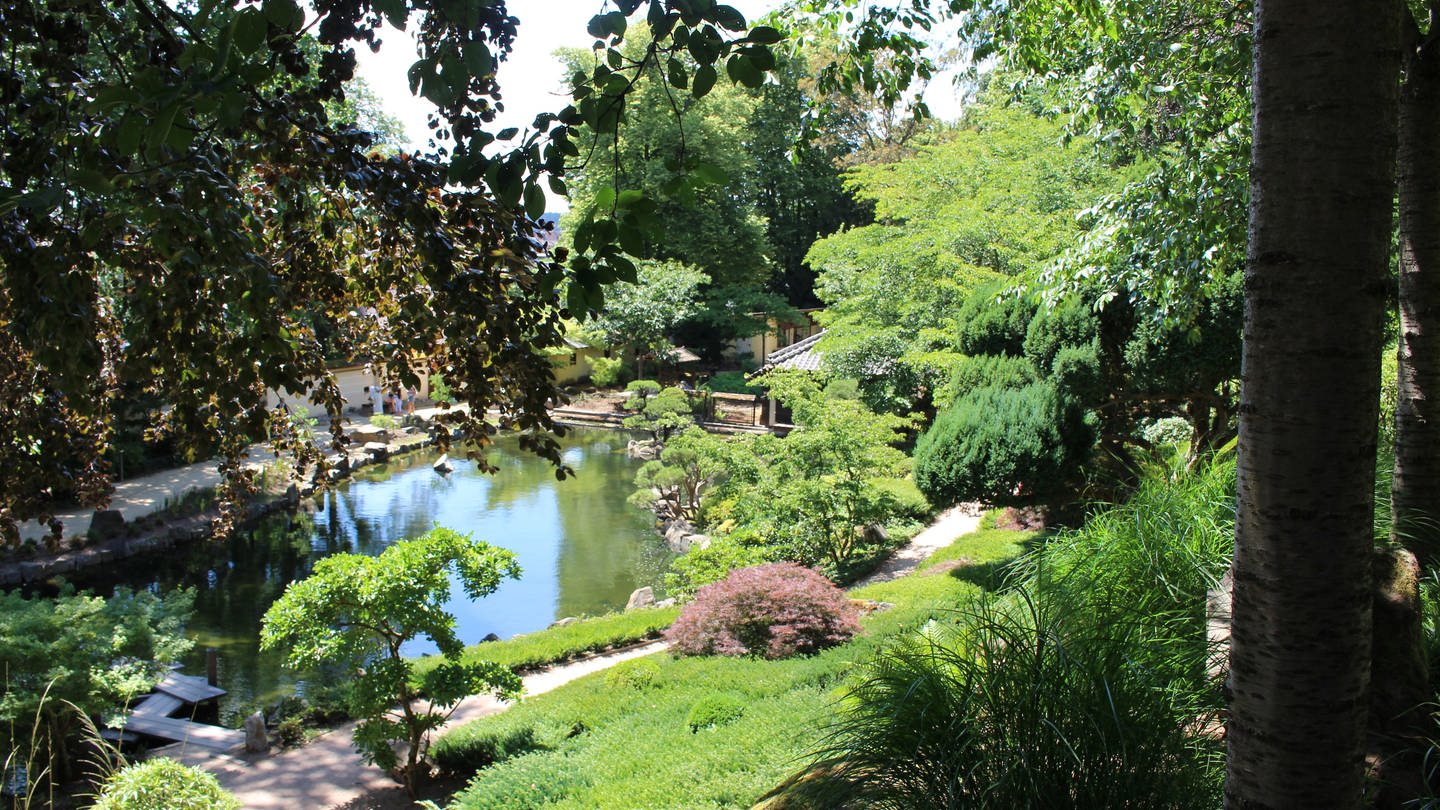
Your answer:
83;429;669;723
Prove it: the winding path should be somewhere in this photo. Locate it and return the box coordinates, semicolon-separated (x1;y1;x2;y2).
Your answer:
177;503;983;809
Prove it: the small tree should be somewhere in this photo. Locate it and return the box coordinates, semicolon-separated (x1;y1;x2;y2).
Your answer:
260;527;522;794
623;386;696;442
630;427;737;522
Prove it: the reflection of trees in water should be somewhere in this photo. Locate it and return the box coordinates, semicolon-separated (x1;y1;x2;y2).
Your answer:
71;430;666;721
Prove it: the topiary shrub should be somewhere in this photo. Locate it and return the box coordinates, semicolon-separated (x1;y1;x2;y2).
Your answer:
665;563;860;659
93;758;241;810
915;381;1093;508
687;693;745;732
603;658;661;691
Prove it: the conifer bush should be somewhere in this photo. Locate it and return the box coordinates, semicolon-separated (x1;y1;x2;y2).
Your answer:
93;758;240;810
665;563;860;659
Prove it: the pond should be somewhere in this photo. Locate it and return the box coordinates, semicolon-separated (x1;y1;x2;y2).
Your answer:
80;428;668;723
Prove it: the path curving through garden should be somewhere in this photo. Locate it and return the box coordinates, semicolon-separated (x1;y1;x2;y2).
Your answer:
179;503;983;809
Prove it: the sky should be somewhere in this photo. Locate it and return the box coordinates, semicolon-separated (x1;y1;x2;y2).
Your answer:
353;0;966;209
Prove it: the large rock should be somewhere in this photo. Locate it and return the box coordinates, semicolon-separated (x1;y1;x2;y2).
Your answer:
362;442;390;461
433;453;453;475
626;586;655;611
244;711;268;753
87;509;126;542
627;439;662;460
662;519;694;551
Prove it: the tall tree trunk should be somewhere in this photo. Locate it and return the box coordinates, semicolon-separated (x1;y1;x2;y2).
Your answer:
1373;9;1440;805
1394;4;1440;570
1227;0;1399;805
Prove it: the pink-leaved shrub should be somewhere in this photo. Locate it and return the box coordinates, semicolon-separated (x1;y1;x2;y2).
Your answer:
665;562;861;659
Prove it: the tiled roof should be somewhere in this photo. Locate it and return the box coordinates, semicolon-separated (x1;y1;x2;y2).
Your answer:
751;330;825;377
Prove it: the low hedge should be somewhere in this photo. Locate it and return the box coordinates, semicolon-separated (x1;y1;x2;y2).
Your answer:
412;606;679;683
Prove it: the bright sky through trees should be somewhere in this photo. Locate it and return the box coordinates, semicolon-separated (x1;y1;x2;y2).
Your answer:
353;0;967;209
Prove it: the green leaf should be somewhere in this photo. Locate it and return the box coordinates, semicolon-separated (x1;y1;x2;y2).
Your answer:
667;57;688;89
747;26;784;45
595;186;616;211
373;0;407;28
497;127;519;141
692;163;730;186
692;64;717;98
261;0;301;30
524;182;547;220
233;8;267;54
726;54;764;88
712;5;746;31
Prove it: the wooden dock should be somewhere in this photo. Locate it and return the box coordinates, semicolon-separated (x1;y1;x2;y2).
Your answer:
122;673;245;751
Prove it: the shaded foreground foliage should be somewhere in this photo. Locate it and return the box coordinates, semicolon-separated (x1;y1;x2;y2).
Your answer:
791;457;1235;809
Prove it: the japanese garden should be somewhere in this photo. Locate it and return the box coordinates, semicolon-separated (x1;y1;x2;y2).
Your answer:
0;0;1432;808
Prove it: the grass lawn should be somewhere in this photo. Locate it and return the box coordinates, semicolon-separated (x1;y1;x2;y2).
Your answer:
436;518;1034;809
412;607;681;681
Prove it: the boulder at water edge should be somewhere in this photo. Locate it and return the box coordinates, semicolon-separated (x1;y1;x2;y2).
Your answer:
626;586;655;611
244;711;268;753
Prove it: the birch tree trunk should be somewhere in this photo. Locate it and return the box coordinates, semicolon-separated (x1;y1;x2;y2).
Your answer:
1226;0;1400;805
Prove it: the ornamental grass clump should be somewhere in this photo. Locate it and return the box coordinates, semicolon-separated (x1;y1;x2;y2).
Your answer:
665;563;860;659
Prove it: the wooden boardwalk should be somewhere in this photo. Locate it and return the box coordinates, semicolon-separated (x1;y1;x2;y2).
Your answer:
123;673;245;752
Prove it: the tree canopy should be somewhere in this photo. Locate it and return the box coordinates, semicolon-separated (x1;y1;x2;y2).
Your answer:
0;0;786;541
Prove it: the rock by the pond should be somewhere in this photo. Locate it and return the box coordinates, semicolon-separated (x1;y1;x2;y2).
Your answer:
88;509;126;541
362;442;390;461
481;632;501;643
626;439;662;460
550;616;579;628
626;586;655;611
654;598;677;609
350;423;388;443
433;453;453;475
244;711;268;753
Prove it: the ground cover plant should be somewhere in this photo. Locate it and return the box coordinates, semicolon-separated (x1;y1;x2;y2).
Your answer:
435;526;1032;809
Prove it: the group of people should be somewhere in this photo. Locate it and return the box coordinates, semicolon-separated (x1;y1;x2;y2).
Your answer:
363;384;418;416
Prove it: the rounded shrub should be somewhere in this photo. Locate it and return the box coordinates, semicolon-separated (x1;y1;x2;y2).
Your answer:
687;693;746;732
93;758;241;810
915;382;1093;507
664;563;860;659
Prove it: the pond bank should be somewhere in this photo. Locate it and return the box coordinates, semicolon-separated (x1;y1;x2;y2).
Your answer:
0;426;440;587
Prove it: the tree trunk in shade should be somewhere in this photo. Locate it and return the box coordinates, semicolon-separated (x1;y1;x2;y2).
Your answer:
1226;0;1399;805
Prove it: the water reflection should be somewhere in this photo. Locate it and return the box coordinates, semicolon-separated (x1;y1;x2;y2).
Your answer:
79;429;666;723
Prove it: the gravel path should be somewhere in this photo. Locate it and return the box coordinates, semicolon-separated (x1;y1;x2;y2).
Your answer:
180;503;985;809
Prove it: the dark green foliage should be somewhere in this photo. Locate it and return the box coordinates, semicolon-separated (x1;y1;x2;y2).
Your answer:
942;354;1038;407
704;371;763;395
915;383;1093;506
807;459;1236;810
0;586;193;774
956;282;1040;357
687;693;746;732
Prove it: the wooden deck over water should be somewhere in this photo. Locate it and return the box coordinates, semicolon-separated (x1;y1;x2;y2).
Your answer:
123;673;245;751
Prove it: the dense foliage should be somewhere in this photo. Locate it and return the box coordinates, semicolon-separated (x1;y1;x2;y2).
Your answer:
804;458;1235;808
659;379;919;592
93;758;241;810
665;563;860;659
260;527;522;791
0;586;193;775
0;0;786;542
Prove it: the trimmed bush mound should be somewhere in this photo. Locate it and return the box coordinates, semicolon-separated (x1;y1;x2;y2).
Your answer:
914;381;1092;507
94;758;241;810
687;693;745;732
665;563;860;659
